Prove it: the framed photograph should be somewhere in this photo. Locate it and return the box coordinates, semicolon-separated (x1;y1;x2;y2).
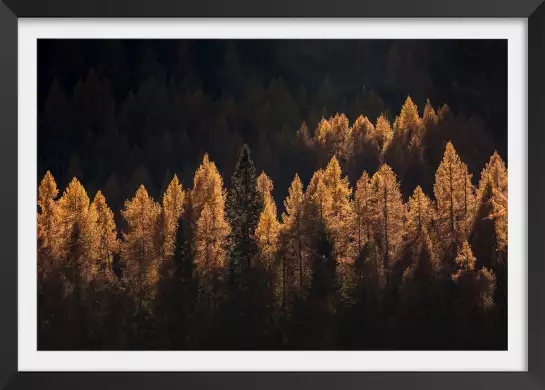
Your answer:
1;0;543;389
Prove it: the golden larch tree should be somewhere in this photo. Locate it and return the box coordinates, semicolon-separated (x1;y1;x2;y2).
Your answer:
397;95;421;135
422;98;438;128
162;174;185;258
322;156;353;258
257;171;274;198
91;190;119;273
434;142;476;240
281;174;308;289
375;114;394;160
37;171;61;259
478;151;508;252
405;185;434;242
368;164;405;268
451;241;496;312
57;177;100;281
191;153;230;273
256;172;280;267
121;185;162;311
478;151;508;195
353;171;372;251
315;118;332;144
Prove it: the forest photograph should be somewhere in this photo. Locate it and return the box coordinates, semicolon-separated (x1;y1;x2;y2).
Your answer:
37;39;508;351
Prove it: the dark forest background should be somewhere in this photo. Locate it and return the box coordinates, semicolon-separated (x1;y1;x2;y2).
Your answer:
38;40;506;216
37;40;507;351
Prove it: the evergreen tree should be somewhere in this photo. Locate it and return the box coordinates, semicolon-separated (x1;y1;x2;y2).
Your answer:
226;144;264;271
225;145;268;347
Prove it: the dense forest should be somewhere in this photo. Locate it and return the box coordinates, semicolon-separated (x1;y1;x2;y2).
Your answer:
37;40;507;350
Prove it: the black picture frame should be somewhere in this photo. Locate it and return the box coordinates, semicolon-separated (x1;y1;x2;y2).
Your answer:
0;1;542;389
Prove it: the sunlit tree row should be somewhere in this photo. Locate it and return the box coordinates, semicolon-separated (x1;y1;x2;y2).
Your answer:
38;137;507;350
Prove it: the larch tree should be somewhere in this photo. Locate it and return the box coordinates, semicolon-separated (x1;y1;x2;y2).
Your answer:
195;203;223;278
315;117;332;145
121;185;162;315
91;190;119;273
282;174;308;290
374;114;393;161
478;151;508;196
353;171;372;252
405;185;434;243
398;230;443;348
256;171;280;268
397;96;421;135
451;241;496;334
322;156;353;258
351;115;376;163
162;174;185;259
478;152;508;253
307;168;331;227
57;177;100;282
434;142;476;241
191;153;230;274
38;171;61;267
368;164;405;269
422;98;438;128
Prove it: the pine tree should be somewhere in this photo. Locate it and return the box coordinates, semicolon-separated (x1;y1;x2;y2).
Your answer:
121;185;162;315
225;145;268;347
322;156;353;258
91;190;119;273
162;174;185;258
368;164;405;269
434;142;476;240
226;144;264;271
353;171;372;252
405;185;434;242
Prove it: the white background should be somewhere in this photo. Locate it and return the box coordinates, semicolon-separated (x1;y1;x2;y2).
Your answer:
18;18;527;371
